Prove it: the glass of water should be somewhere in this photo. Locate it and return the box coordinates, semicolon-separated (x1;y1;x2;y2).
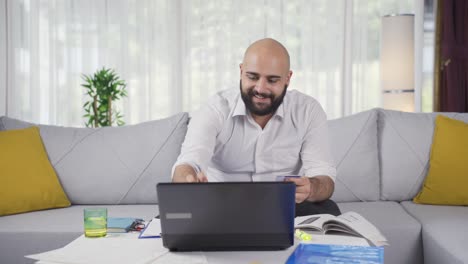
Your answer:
84;208;107;238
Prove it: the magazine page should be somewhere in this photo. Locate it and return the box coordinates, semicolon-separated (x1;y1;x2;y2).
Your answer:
322;212;388;246
294;214;337;233
300;234;369;246
320;223;361;237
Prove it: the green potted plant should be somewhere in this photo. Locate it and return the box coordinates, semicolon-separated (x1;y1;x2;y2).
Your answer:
81;67;128;127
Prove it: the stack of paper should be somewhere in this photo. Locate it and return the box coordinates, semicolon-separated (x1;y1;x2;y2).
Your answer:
26;234;167;264
27;232;209;264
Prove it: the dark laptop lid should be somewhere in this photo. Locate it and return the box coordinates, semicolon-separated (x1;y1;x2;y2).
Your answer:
156;182;296;251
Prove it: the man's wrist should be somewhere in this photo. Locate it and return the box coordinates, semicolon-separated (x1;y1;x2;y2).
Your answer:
306;176;334;202
307;177;319;202
177;162;201;174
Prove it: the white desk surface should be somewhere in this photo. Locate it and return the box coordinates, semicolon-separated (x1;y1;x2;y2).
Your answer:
30;232;368;264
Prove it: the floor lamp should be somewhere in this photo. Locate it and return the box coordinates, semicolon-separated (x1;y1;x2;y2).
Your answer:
380;14;415;112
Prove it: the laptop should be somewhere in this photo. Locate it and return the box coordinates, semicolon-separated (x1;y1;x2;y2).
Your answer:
156;182;296;251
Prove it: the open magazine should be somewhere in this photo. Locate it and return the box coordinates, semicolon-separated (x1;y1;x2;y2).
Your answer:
294;211;389;247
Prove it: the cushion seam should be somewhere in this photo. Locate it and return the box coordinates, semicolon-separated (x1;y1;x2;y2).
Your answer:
335;177;366;202
385;117;425;167
117;114;187;204
377;109;385;200
97;132;136;205
52;129;103;167
334;110;376;202
335;111;374;168
407;162;430;199
383;115;427;201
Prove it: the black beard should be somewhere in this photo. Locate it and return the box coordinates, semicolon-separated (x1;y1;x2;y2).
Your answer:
240;80;288;116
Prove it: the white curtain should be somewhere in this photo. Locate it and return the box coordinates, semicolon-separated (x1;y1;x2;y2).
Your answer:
0;0;6;116
4;0;415;126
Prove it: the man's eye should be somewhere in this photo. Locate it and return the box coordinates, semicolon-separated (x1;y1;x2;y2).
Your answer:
248;75;258;80
268;79;279;83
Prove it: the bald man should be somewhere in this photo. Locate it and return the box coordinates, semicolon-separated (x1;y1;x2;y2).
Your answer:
172;38;339;216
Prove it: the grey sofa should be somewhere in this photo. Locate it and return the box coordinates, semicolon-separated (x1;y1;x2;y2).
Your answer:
1;108;467;264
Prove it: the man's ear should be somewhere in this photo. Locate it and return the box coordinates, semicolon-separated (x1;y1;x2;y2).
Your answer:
286;70;293;85
239;63;243;78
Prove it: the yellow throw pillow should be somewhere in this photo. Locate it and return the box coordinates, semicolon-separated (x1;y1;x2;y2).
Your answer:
0;126;70;216
413;115;468;205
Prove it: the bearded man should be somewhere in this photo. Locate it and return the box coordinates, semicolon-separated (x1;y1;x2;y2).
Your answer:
172;38;340;216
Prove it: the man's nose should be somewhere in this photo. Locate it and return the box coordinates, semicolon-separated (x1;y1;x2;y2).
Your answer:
254;78;269;94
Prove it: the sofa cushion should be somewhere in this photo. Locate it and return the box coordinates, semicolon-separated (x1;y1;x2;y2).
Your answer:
378;109;468;201
413;115;468;205
401;201;468;264
0;127;70;216
338;201;423;264
0;113;189;204
328;109;379;202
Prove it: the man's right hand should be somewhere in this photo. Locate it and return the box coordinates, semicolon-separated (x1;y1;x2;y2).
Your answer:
185;171;208;183
172;164;208;183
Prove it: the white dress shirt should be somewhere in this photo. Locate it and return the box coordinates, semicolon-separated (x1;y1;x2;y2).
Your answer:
173;88;336;182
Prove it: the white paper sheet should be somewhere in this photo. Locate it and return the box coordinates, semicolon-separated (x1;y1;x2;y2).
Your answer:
139;218;162;238
152;251;208;264
34;251;209;264
26;234;167;264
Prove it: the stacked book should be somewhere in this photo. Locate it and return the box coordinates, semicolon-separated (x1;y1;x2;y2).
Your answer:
107;217;143;233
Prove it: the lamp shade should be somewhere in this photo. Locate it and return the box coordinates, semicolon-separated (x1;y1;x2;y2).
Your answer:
381;14;415;111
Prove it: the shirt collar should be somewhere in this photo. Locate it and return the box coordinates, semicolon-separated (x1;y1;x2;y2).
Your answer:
233;94;247;117
232;93;285;119
276;101;284;118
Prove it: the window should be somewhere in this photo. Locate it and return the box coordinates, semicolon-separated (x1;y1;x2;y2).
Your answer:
4;0;418;126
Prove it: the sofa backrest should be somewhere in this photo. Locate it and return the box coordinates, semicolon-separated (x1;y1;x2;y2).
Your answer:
328;109;380;202
0;113;189;205
6;107;466;205
378;109;468;201
2;110;381;205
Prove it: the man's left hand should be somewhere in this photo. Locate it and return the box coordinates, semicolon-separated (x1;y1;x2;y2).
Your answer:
286;176;311;203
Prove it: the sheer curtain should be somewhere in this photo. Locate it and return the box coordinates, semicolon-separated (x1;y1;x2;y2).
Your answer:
0;0;6;116
4;0;415;126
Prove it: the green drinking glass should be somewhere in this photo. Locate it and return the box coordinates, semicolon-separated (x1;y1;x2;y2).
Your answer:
84;208;107;238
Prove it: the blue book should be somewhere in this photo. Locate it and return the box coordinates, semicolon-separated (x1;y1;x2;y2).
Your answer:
286;244;384;264
107;217;139;233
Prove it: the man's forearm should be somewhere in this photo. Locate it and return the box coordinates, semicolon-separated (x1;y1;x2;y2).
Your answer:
172;164;197;182
307;176;335;202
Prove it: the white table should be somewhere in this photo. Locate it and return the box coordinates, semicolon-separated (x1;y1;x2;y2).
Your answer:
29;233;368;264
